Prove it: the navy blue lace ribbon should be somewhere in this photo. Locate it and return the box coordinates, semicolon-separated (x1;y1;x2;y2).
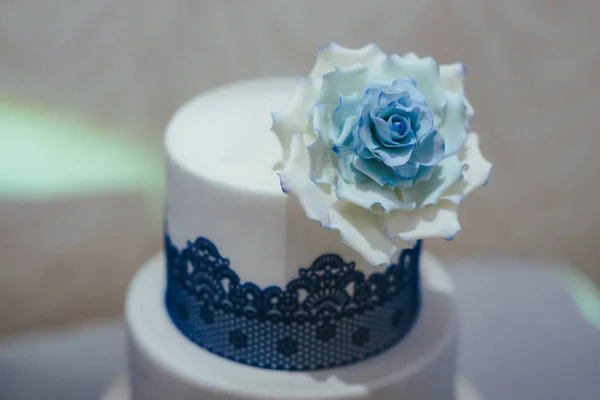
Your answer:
165;233;421;371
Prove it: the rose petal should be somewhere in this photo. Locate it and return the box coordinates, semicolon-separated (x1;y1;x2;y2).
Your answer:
393;162;419;180
438;93;469;156
384;200;461;241
372;115;398;146
382;54;447;121
377;78;426;105
330;93;362;133
336;178;416;212
272;78;319;164
376;101;418;121
409;130;445;166
327;201;398;266
335;151;368;183
371;145;414;168
333;116;357;149
310;43;387;78
311;102;332;138
307;131;337;185
440;63;466;95
354;157;398;187
464;97;475;127
413;106;435;140
441;132;493;203
331;116;367;183
440;63;475;126
279;134;336;224
355;109;379;157
372;114;415;148
401;153;466;207
316;66;369;108
413;165;435;183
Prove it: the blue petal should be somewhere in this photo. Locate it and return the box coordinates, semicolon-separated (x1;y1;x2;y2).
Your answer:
333;116;358;149
388;114;408;132
389;116;414;142
376;102;422;124
377;79;426;106
413;104;435;140
410;130;445;166
371;145;414;168
393;162;419;180
371;113;413;148
353;157;398;187
354;107;380;154
413;165;435;183
331;93;362;129
371;114;395;146
361;87;383;107
335;150;368;183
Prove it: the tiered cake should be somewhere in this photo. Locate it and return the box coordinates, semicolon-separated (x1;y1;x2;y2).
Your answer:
115;44;492;400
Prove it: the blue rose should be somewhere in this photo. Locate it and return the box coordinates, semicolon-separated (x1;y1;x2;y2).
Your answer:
273;44;492;266
331;79;445;188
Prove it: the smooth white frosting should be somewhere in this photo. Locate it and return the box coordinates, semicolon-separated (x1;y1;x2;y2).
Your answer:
166;78;291;195
126;252;459;400
165;78;393;288
104;376;482;400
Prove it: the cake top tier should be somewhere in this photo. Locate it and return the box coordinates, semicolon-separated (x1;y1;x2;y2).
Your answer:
165;78;294;196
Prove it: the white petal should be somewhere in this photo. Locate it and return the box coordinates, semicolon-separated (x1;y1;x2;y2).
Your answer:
400;154;466;207
402;52;420;61
310;43;387;78
440;63;475;126
441;132;492;203
381;54;446;120
336;178;416;212
327;201;398;266
272;78;319;164
464;97;475;127
307;131;337;185
316;66;369;107
440;63;467;95
279;134;336;224
384;201;461;242
438;93;469;156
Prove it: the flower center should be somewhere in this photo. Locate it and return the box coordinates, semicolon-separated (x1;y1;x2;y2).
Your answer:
391;121;405;132
384;113;411;144
388;114;406;134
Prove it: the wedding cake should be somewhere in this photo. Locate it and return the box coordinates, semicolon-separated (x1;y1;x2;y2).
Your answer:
109;44;492;400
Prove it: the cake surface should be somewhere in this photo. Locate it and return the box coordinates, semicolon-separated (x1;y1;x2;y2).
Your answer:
165;78;290;194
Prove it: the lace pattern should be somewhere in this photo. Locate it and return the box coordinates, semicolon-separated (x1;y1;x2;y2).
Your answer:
165;233;421;371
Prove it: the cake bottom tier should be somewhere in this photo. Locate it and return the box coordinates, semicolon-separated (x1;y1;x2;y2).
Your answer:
103;375;483;400
126;252;459;400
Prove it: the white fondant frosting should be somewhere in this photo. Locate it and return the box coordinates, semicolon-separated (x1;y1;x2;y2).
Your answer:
127;252;459;400
104;376;483;400
165;78;393;288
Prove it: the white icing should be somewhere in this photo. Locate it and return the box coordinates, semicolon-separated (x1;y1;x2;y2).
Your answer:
166;78;291;194
104;376;483;400
126;252;459;400
165;78;391;288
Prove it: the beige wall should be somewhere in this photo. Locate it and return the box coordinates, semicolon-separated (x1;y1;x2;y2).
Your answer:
1;0;599;335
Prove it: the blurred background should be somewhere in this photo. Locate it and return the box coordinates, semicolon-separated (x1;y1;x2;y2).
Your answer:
1;0;599;338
